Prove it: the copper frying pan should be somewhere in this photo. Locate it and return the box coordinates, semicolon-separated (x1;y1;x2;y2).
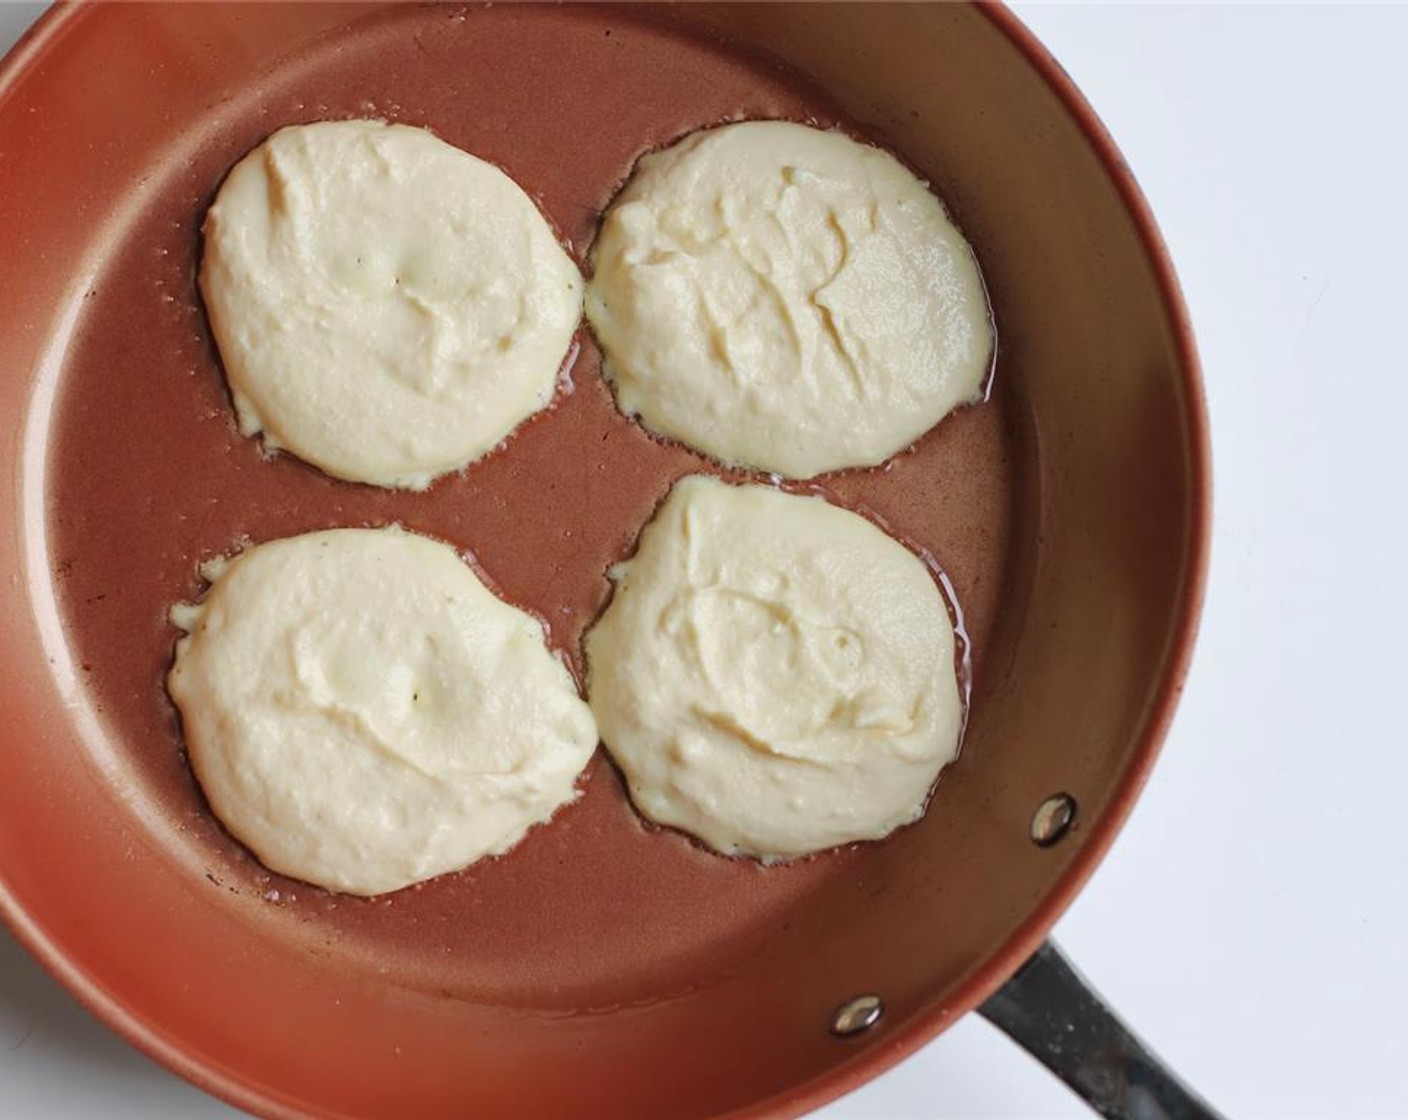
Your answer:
0;5;1212;1118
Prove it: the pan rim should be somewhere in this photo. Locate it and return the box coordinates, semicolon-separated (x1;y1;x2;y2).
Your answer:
0;4;1211;1119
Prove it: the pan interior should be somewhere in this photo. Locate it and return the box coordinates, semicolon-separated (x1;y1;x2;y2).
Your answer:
0;5;1199;1118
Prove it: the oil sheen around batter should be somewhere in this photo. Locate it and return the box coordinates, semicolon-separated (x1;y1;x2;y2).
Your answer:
587;121;993;479
168;528;598;896
201;120;582;490
585;476;964;860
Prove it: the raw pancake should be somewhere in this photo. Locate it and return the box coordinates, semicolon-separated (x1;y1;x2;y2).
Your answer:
585;476;964;860
586;120;993;479
167;527;598;896
200;119;582;490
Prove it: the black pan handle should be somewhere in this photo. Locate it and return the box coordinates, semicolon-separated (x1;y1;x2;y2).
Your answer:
978;939;1225;1120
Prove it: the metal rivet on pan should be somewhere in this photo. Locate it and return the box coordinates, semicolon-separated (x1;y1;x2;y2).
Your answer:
1031;792;1077;847
831;993;884;1037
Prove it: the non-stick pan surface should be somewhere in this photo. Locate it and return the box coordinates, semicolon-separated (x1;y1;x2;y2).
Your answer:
0;5;1207;1118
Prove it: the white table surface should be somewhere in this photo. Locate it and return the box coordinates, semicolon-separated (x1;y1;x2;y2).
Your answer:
3;4;1406;1118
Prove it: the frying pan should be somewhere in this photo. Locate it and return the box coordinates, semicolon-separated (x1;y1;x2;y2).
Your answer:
0;4;1213;1118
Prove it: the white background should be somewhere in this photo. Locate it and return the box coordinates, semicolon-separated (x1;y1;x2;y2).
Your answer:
3;4;1406;1118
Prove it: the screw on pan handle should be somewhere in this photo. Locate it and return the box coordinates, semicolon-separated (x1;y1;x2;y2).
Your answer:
979;939;1225;1120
